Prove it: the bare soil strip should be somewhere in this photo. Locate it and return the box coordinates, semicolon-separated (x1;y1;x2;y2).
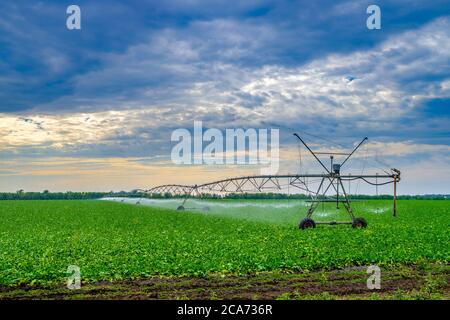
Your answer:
1;264;449;300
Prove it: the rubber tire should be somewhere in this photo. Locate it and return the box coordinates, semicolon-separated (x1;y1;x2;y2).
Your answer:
352;217;368;228
177;205;185;211
299;218;316;230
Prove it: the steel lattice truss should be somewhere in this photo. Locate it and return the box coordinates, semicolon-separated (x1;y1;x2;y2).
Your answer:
144;173;398;197
138;134;401;228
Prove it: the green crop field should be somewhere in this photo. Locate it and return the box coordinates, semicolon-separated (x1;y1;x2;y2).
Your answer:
0;199;449;295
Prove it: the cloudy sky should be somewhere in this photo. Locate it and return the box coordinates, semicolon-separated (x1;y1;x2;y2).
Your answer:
0;0;449;194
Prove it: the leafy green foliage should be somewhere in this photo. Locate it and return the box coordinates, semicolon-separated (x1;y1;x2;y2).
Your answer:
0;200;448;286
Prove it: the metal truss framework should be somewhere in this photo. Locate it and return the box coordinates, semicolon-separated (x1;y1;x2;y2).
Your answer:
142;134;401;229
146;173;398;197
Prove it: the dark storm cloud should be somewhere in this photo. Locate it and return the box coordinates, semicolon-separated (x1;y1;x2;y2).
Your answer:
1;0;448;112
0;0;449;168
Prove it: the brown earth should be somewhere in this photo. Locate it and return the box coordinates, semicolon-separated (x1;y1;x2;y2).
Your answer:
1;264;449;300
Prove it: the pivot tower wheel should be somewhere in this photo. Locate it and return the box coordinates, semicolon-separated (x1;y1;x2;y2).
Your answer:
299;218;316;230
352;217;368;228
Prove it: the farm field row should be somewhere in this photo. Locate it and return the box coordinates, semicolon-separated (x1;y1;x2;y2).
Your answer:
0;199;449;288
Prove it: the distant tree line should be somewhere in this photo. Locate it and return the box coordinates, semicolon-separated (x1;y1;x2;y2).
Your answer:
0;190;448;200
0;190;108;200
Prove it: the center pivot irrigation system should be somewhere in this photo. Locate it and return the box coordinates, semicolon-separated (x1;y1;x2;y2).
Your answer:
142;133;401;229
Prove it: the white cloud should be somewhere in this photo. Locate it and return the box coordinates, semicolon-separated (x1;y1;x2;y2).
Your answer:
0;110;171;151
4;18;449;151
236;18;450;122
25;17;448;134
1;17;449;192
